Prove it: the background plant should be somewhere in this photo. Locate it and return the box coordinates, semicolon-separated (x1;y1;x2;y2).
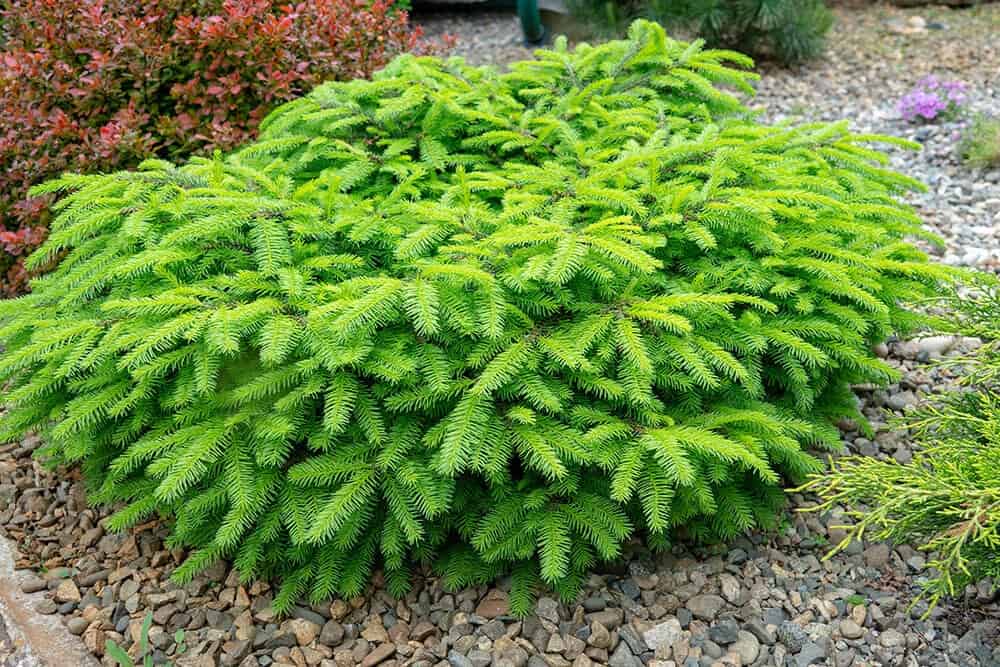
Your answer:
960;114;1000;168
801;284;1000;610
562;0;833;64
0;0;445;297
0;21;950;613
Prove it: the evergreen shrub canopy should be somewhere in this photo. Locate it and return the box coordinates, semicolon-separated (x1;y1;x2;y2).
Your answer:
0;21;951;613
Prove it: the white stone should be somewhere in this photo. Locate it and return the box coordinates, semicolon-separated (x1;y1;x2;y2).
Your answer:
719;574;741;605
642;618;683;652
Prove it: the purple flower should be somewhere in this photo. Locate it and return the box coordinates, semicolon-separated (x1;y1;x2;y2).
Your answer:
941;80;968;104
918;74;940;90
898;76;968;122
899;90;945;121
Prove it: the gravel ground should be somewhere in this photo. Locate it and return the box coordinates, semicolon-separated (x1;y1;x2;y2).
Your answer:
416;10;534;67
2;4;1000;667
0;537;98;667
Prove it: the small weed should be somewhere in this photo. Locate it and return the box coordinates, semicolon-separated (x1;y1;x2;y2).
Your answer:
174;628;186;655
105;611;155;667
961;114;1000;167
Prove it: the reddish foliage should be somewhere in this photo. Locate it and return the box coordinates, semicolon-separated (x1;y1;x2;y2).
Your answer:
0;0;449;295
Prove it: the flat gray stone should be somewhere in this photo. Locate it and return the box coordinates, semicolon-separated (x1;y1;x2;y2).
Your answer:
796;642;827;667
608;641;642;667
686;594;725;621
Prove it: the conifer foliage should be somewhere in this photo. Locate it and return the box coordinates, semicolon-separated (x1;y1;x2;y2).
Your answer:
0;21;950;613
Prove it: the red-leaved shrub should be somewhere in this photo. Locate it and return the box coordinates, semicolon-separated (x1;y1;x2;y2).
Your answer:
0;0;447;296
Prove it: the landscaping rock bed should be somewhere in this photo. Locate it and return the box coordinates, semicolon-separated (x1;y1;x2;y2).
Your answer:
415;11;533;67
0;503;99;667
2;4;999;666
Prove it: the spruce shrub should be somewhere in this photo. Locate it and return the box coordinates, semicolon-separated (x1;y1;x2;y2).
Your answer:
0;21;951;613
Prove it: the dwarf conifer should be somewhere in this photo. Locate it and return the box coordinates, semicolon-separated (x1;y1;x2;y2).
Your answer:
0;21;951;613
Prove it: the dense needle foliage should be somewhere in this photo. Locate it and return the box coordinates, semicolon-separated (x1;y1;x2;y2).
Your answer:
803;287;1000;609
680;0;832;65
0;22;951;613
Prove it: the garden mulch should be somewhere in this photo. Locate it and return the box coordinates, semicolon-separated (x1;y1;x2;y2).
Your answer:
3;3;1000;666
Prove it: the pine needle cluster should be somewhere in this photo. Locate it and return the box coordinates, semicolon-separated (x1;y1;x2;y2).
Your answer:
564;0;833;65
653;0;834;65
0;21;952;613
